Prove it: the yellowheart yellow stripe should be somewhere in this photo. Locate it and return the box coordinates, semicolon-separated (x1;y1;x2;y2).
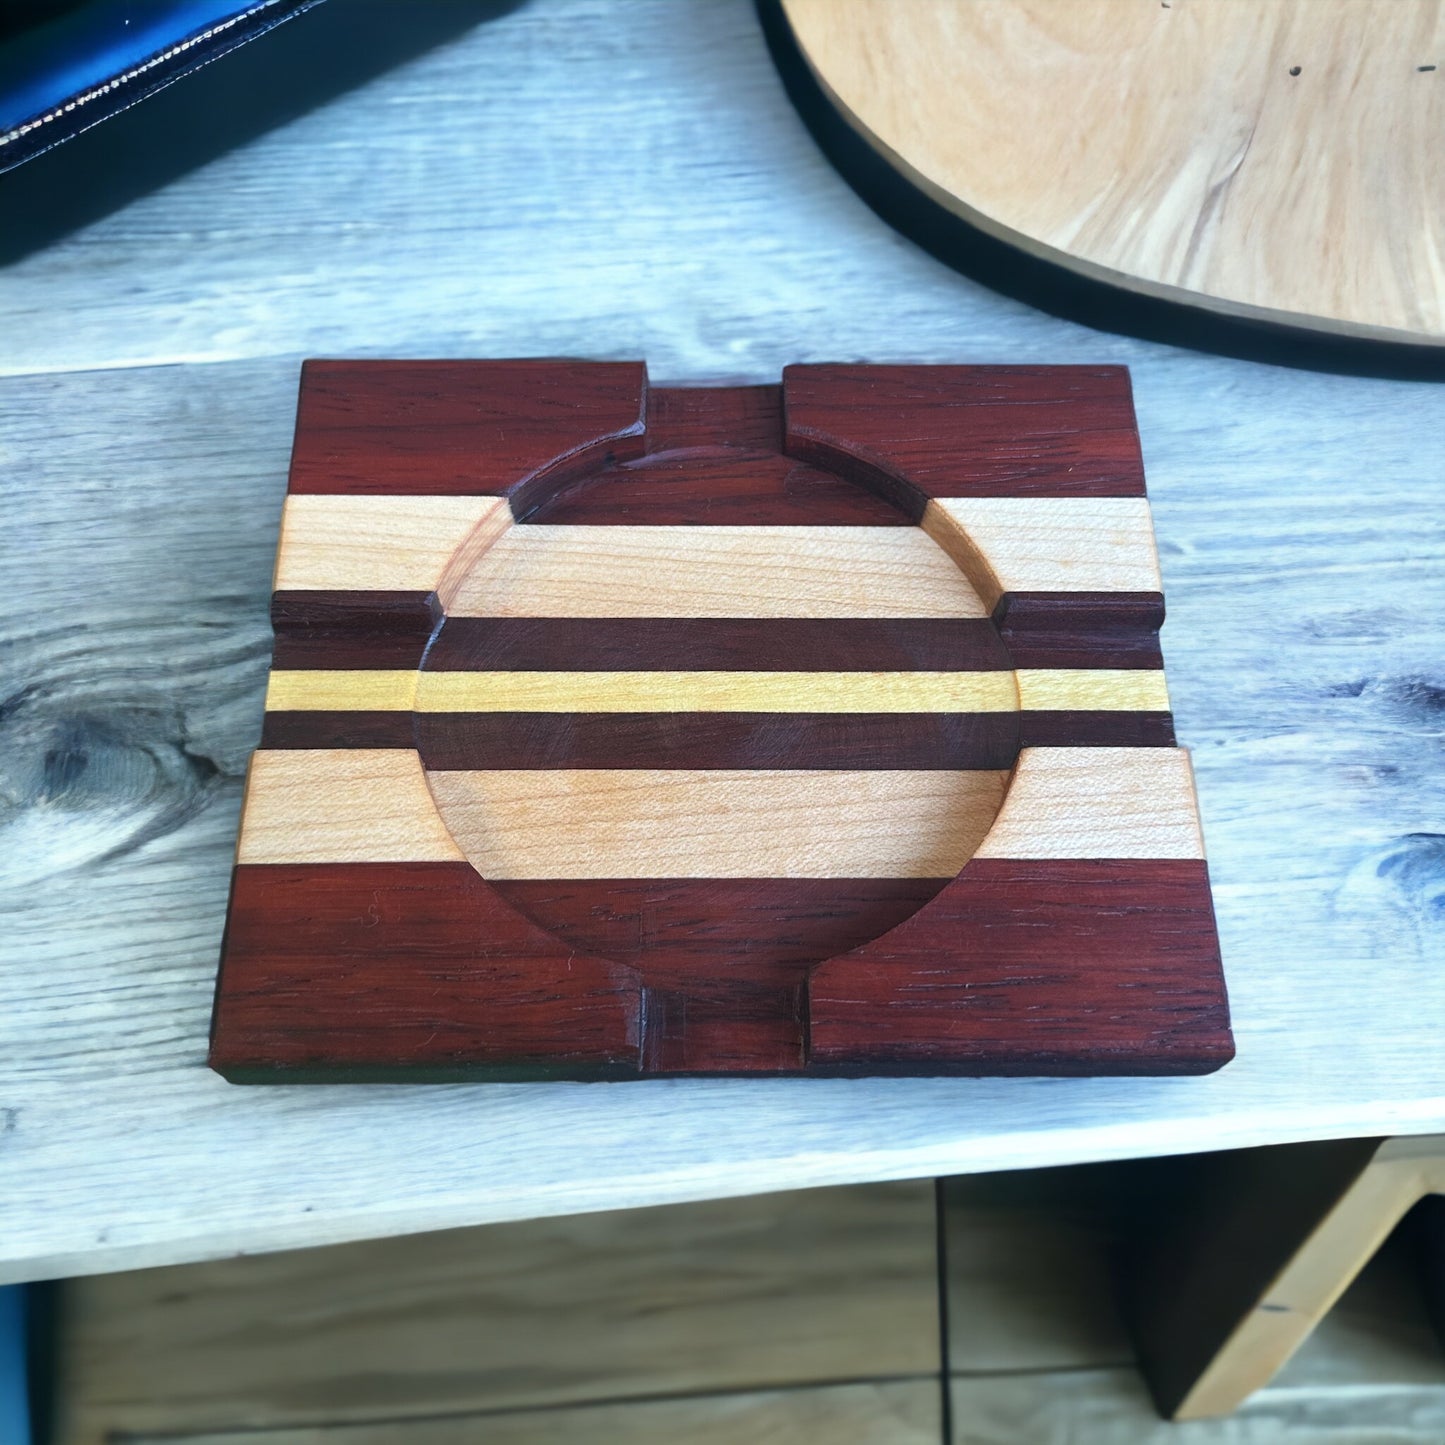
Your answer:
1016;668;1170;712
264;669;1169;714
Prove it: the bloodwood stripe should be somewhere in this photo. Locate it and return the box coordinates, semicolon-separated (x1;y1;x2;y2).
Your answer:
525;451;914;526
211;861;1229;1079
286;360;648;497
411;711;1021;769
211;861;643;1080
646;384;784;451
488;877;948;978
808;858;1232;1076
424;616;1012;671
783;364;1147;501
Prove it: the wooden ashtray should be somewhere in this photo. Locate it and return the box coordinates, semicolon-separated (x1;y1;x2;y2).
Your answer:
210;361;1232;1081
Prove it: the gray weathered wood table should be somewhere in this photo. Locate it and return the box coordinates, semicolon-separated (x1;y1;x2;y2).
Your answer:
2;0;1443;1285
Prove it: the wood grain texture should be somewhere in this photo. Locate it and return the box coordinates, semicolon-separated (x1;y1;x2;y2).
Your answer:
423;615;1014;672
265;667;1163;714
270;590;438;670
410;710;1024;771
5;0;1439;1277
270;667;1022;713
1126;1136;1445;1419
424;767;1010;880
533;451;916;526
285;359;648;495
777;0;1445;346
975;747;1204;861
783;363;1147;499
950;1366;1445;1443
119;1384;942;1445
211;862;642;1079
923;497;1163;608
234;750;464;865
52;1182;940;1442
217;360;1220;1081
272;495;505;592
809;859;1231;1075
443;523;989;618
1016;670;1169;713
1018;710;1176;750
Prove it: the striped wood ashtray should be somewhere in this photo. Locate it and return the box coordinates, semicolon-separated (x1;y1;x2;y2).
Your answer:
209;360;1232;1081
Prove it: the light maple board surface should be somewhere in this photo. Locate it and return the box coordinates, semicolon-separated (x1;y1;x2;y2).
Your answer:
0;0;1442;1281
776;0;1445;347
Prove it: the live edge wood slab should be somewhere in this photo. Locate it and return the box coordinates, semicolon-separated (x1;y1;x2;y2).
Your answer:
208;360;1232;1083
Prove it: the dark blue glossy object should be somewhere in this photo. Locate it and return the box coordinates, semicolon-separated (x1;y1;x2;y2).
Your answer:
0;0;323;171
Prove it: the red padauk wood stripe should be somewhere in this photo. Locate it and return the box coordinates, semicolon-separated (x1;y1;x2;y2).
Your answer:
211;861;1228;1079
783;364;1147;502
211;862;643;1080
809;858;1232;1075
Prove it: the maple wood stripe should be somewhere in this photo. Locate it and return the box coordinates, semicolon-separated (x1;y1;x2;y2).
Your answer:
273;494;508;592
237;751;465;866
445;524;989;618
412;711;1022;770
976;747;1203;860
234;752;1010;874
425;617;1011;672
428;768;1012;880
922;497;1161;610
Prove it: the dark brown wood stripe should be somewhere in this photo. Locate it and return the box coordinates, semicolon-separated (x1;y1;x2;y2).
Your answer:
996;592;1166;672
1019;711;1176;748
261;712;418;749
1001;632;1164;670
424;617;1012;672
258;709;1175;757
413;712;1021;770
271;590;438;670
211;862;644;1081
993;591;1165;632
808;858;1232;1076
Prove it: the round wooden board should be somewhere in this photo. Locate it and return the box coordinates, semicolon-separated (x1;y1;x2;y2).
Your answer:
773;0;1445;350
